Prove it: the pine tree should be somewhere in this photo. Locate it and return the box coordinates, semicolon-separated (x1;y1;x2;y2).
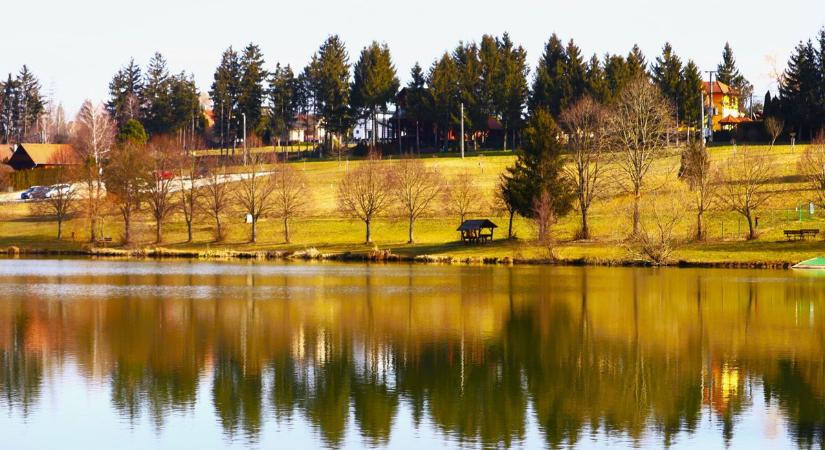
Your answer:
168;72;200;135
107;58;143;128
0;74;18;144
680;60;704;128
530;33;567;116
497;33;529;150
716;42;752;113
453;41;483;144
404;63;429;151
626;44;648;79
604;53;631;103
585;54;610;104
312;35;351;152
779;40;819;138
651;43;683;117
142;52;173;135
15;65;44;142
562;39;587;110
350;41;399;148
210;47;241;150
500;108;573;218
268;63;298;147
238;43;267;137
427;53;459;150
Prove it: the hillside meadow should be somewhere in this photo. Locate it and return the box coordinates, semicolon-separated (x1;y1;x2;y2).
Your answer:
1;143;825;265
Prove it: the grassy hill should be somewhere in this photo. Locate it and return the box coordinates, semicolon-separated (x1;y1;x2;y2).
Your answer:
2;143;824;266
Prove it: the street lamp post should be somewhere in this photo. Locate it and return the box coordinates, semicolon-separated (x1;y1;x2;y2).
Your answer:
460;102;465;159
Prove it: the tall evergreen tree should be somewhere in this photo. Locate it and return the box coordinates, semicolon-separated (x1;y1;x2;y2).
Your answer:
427;53;460;150
168;72;201;135
626;44;648;79
585;54;610;104
350;41;399;148
0;74;18;144
268;63;298;146
779;40;820;138
453;41;483;144
604;53;631;103
680;60;704;128
562;39;587;110
15;65;44;142
238;43;267;136
716;42;753;113
500;108;573;218
311;35;351;151
107;58;143;128
210;47;242;150
497;33;529;150
530;33;567;116
651;43;683;117
141;52;173;135
404;63;429;151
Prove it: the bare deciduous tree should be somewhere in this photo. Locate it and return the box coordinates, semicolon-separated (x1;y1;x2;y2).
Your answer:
532;189;556;244
176;148;202;243
271;162;309;243
203;160;232;242
495;174;519;239
560;96;607;240
36;147;79;239
103;141;149;245
337;156;392;243
443;171;482;224
798;136;825;205
632;195;683;265
607;77;671;236
391;157;443;243
717;150;775;240
235;152;276;243
765;117;784;148
680;142;716;240
72;100;115;242
146;138;177;243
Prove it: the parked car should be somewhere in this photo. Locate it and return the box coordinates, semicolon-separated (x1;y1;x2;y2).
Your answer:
44;184;72;199
20;186;42;200
29;186;51;200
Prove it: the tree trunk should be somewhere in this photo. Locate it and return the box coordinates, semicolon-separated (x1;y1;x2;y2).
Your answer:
186;219;193;243
156;220;162;244
503;124;508;151
57;218;63;240
408;216;414;244
215;217;223;242
284;218;290;244
365;219;372;244
632;186;641;236
251;218;257;243
696;210;704;241
508;210;514;239
746;213;756;240
123;214;131;245
580;207;590;240
415;121;420;152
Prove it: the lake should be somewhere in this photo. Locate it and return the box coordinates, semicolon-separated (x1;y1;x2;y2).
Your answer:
0;259;823;449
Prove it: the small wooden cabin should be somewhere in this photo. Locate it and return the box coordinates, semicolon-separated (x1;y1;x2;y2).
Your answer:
457;219;498;244
7;144;79;171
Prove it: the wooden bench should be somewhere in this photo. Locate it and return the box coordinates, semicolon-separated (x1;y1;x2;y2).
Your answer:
784;229;819;241
95;237;113;247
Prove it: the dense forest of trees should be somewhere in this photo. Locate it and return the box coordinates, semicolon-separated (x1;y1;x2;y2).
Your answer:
7;29;825;151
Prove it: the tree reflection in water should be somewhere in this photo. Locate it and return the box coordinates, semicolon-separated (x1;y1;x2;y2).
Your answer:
0;262;823;448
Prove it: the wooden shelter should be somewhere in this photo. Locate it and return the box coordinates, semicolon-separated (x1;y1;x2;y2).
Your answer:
7;144;79;171
457;219;498;244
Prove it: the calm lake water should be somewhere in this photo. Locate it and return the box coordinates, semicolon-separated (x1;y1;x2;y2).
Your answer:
1;259;824;449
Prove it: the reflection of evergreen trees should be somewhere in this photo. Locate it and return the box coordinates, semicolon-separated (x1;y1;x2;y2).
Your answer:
4;266;825;448
0;312;42;416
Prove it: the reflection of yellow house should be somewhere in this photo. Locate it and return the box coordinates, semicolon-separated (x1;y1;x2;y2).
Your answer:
703;81;749;131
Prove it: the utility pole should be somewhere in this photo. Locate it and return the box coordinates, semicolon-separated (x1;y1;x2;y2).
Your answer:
242;113;247;165
700;91;705;148
460;102;465;159
704;70;716;143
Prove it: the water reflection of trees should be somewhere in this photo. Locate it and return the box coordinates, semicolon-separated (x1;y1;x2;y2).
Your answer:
0;266;825;447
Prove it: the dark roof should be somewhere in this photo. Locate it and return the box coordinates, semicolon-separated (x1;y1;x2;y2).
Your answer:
457;219;498;231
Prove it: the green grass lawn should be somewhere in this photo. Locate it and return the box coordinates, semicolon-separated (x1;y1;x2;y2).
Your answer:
4;143;825;265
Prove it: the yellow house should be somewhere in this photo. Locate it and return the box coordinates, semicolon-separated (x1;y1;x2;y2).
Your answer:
703;81;748;131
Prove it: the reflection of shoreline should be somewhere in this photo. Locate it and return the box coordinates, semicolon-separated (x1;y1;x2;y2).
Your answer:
0;263;824;448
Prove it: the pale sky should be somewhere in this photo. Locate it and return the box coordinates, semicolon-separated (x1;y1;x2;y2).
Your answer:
2;0;822;115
